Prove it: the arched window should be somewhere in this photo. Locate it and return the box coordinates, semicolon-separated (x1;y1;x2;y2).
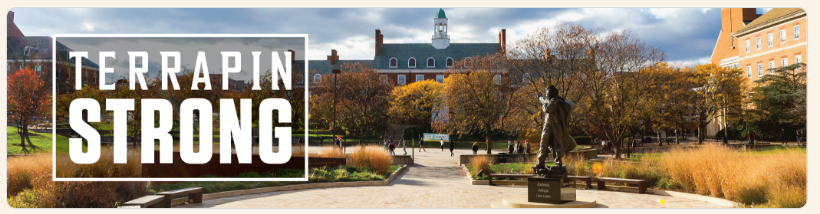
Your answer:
446;57;454;67
427;57;435;68
493;74;502;85
408;58;417;68
389;58;398;68
313;74;322;83
465;57;472;67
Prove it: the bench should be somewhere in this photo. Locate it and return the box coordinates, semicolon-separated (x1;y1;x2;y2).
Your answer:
488;173;533;185
157;187;203;207
120;195;165;208
596;177;647;194
567;175;592;189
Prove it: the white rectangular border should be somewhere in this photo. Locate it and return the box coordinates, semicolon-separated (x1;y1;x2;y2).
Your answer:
52;34;309;181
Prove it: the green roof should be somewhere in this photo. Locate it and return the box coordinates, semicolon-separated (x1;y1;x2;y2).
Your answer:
435;8;447;19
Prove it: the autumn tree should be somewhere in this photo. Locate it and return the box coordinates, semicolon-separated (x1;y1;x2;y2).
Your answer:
641;63;693;145
388;79;443;128
507;23;601;138
579;30;665;158
434;53;526;154
312;63;392;142
7;67;52;153
686;64;747;144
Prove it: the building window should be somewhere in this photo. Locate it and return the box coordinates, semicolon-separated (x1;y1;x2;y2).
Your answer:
796;55;802;64
389;58;398;68
313;74;322;83
769;61;775;74
747;66;752;77
408;58;417;68
93;72;97;83
35;65;42;72
745;40;750;52
427;58;435;68
493;74;502;85
436;75;444;83
757;63;763;77
782;58;788;68
416;75;424;82
780;29;786;43
522;73;531;84
6;65;9;72
446;57;454;67
767;33;773;47
756;37;761;50
465;57;472;67
398;75;406;85
380;75;388;85
794;25;800;40
57;67;61;78
296;76;304;85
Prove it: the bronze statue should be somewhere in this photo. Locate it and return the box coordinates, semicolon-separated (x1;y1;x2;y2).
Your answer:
532;86;577;178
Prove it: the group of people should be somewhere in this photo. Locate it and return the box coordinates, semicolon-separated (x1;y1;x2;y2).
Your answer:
381;139;407;156
506;140;529;154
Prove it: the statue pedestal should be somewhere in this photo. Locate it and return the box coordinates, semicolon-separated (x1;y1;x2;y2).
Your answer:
528;177;575;203
491;177;596;208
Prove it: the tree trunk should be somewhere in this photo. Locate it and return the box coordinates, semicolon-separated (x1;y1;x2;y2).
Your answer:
674;129;680;144
657;129;662;146
697;122;704;144
19;123;28;152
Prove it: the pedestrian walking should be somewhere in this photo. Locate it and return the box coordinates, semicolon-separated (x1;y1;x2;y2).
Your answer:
419;139;426;152
514;141;520;153
524;139;529;154
748;131;755;145
440;139;445;151
796;131;803;146
780;129;787;145
388;141;396;156
384;139;389;150
402;139;408;155
471;142;479;154
449;140;455;157
508;141;514;153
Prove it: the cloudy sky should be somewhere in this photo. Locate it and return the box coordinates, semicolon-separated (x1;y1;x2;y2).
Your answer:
12;8;773;66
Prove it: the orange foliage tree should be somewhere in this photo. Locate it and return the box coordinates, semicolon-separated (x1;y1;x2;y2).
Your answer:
7;67;52;153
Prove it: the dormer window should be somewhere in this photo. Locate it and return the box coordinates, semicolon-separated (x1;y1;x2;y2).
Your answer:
427;57;435;68
408;58;416;68
389;58;398;68
446;57;454;67
314;74;322;83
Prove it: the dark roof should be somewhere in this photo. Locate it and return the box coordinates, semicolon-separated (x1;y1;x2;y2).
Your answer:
55;40;100;69
736;8;805;35
7;36;52;59
373;43;502;69
305;60;374;75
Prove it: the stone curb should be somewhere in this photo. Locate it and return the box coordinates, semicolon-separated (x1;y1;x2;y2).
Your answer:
461;164;489;185
171;165;408;207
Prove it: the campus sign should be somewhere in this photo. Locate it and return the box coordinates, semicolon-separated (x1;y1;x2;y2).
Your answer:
423;133;449;142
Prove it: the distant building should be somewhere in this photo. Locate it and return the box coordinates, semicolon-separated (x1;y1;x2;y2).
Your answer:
6;11;100;94
305;8;505;86
708;8;807;135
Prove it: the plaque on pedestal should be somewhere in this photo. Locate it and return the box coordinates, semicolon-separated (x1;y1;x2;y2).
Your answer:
528;177;575;204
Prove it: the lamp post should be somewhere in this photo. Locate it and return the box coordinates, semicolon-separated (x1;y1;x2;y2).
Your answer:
331;69;341;151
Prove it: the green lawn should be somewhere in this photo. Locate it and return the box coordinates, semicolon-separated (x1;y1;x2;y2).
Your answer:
7;126;81;155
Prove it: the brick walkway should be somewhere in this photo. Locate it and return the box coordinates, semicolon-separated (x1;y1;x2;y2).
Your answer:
178;147;726;208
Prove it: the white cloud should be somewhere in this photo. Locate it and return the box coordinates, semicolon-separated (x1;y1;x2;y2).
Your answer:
83;23;95;32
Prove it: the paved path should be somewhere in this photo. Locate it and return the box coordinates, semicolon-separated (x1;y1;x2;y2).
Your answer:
179;147;726;208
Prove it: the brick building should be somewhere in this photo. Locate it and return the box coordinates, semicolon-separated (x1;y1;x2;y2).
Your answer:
6;11;100;94
709;8;807;135
305;8;505;86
